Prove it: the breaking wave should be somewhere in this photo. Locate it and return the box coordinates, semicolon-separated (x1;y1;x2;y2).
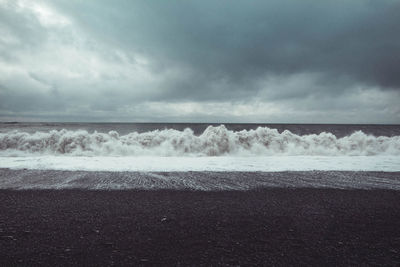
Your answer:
0;125;399;156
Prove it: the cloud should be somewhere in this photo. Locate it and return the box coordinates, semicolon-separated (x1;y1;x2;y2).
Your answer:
0;0;399;123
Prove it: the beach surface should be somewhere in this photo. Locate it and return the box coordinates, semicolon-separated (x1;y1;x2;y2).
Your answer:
1;169;400;190
1;187;400;266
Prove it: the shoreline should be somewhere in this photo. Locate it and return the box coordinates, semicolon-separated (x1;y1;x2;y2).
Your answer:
1;169;400;190
1;188;400;265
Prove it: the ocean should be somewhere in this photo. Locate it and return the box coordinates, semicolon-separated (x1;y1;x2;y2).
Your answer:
0;122;399;189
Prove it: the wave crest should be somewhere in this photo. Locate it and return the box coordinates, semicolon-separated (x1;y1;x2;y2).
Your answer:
0;125;399;156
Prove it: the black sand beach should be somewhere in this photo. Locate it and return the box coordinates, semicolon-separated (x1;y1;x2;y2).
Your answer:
1;188;400;266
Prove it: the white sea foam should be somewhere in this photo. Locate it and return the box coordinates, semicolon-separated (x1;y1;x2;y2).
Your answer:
0;125;399;157
0;156;399;172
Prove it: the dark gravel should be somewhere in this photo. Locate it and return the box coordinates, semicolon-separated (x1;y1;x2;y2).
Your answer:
1;189;400;266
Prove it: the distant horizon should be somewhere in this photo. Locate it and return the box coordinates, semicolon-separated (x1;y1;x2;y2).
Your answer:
1;120;400;126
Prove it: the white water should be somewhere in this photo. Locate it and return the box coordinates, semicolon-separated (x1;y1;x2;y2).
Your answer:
1;125;399;172
0;156;399;172
1;125;399;157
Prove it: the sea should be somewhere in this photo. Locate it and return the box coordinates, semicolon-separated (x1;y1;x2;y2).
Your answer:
0;122;399;190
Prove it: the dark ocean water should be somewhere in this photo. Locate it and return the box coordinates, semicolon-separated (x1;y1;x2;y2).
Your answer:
1;122;400;137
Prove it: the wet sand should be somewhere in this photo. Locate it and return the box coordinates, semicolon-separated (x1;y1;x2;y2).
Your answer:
1;170;400;190
1;188;400;266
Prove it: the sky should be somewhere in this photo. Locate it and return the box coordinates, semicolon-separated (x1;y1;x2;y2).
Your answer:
0;0;399;123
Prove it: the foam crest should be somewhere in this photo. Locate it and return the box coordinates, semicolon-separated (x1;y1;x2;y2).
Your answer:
0;125;399;156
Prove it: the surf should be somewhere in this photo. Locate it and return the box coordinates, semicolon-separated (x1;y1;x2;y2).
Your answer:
0;125;399;157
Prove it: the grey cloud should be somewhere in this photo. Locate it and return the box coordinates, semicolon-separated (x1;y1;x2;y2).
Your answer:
52;0;400;94
0;3;47;55
1;0;399;122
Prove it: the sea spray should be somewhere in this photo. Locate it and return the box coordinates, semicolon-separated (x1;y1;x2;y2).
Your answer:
0;125;399;157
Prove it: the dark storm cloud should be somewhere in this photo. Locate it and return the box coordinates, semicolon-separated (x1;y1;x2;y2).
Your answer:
53;0;400;96
0;0;399;123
